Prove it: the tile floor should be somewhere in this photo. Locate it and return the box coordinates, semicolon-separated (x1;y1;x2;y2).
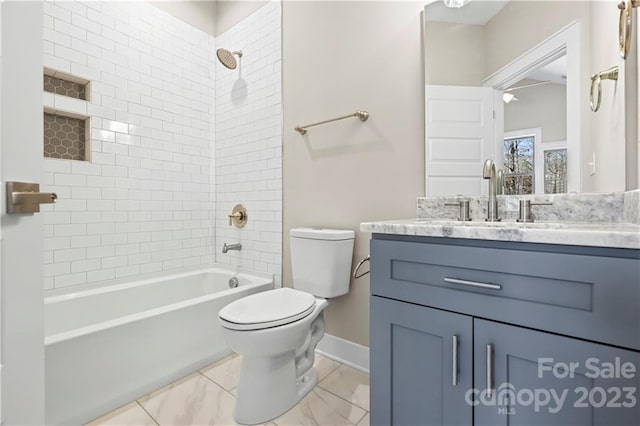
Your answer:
87;353;370;426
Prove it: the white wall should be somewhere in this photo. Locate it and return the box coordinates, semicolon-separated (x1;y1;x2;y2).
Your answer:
42;1;216;289
214;0;282;287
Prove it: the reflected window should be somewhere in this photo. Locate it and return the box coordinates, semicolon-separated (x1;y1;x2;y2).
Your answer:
503;135;534;195
544;148;567;194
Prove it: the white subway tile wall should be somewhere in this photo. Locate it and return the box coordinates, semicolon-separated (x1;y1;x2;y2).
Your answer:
214;1;282;287
42;1;217;289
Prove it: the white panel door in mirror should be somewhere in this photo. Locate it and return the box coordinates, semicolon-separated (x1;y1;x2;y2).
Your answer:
425;85;494;196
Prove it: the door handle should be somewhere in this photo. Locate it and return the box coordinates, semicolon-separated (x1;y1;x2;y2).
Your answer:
452;335;459;386
6;181;57;214
486;343;494;398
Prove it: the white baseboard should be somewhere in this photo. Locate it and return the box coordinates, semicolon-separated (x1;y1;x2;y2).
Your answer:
316;334;369;374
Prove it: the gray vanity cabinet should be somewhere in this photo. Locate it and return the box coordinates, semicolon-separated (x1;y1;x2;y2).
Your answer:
369;234;640;426
474;319;640;426
370;296;473;426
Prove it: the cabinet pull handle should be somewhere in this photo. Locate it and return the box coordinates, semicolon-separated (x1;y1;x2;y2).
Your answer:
486;344;494;398
452;335;459;386
444;277;502;291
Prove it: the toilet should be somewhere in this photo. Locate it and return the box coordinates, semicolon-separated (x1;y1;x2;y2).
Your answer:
218;228;355;425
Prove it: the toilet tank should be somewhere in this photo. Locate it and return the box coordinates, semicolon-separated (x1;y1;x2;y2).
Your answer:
290;228;355;298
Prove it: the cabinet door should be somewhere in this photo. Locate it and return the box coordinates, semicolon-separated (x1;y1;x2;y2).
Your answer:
370;296;473;426
474;319;640;426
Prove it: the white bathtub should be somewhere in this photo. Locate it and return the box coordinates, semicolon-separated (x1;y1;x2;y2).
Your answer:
44;267;273;425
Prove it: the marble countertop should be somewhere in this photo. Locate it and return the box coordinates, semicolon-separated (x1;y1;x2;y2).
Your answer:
360;219;640;249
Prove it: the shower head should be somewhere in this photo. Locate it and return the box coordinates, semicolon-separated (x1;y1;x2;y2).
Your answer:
216;48;243;70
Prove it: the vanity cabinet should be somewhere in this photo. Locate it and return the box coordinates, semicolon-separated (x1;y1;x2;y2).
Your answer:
370;296;473;426
369;235;640;426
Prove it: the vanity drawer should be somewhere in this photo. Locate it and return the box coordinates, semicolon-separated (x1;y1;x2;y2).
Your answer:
370;238;640;350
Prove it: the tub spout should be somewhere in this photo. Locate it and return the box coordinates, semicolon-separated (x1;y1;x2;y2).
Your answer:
222;243;242;253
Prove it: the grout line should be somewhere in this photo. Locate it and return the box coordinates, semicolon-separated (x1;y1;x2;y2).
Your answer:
317;363;341;385
135;400;160;426
198;369;236;394
316;366;370;413
315;352;342;384
316;382;369;413
356;411;370;426
353;410;368;426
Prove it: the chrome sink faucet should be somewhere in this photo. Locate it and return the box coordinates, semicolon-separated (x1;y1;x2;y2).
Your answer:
222;243;242;253
482;159;501;222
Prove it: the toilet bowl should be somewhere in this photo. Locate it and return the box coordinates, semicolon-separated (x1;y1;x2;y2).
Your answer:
218;228;354;425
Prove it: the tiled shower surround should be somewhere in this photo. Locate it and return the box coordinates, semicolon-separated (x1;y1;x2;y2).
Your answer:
215;1;283;286
42;0;282;289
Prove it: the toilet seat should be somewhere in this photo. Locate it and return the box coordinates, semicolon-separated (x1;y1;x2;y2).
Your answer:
219;288;316;331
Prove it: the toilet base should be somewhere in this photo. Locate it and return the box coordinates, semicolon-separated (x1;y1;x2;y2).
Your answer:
231;313;326;425
233;353;318;425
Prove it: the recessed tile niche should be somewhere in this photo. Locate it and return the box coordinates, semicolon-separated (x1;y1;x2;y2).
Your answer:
44;75;87;100
43;68;90;161
43;112;89;160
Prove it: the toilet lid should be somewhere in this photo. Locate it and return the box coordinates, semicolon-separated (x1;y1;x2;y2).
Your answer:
218;288;316;331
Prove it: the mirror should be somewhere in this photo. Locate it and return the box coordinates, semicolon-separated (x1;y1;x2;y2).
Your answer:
424;0;638;196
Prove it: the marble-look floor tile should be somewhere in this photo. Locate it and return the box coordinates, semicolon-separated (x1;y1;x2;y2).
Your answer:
85;401;157;426
319;365;370;411
357;412;370;426
200;353;242;391
138;373;237;425
314;353;341;381
274;387;366;426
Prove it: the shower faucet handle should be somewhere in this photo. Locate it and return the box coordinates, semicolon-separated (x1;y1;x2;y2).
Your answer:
228;204;248;228
228;211;244;225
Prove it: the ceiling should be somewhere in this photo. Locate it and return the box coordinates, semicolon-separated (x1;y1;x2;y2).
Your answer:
526;56;568;86
425;0;510;26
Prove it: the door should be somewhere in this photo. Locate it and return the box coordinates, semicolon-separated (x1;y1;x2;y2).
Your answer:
425;85;495;196
1;2;45;424
474;320;640;426
370;296;473;426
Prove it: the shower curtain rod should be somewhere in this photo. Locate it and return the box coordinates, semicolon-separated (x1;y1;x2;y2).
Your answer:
294;110;369;135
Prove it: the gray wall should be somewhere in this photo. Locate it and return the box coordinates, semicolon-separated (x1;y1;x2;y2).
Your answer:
424;21;485;86
505;83;567;143
282;1;425;346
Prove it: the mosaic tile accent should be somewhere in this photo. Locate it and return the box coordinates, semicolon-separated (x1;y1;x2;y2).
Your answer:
43;113;87;160
44;75;87;100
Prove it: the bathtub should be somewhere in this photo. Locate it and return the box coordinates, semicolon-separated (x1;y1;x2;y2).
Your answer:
44;267;273;425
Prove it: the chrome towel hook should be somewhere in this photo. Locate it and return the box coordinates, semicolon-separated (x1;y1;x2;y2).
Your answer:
353;256;370;279
618;0;639;59
590;66;619;112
